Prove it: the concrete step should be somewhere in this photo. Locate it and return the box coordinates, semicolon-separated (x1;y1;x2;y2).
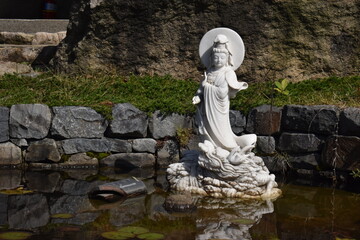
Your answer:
0;61;34;76
0;44;56;64
0;31;66;45
0;19;69;34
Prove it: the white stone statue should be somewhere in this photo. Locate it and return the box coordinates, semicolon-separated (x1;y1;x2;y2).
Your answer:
167;28;281;199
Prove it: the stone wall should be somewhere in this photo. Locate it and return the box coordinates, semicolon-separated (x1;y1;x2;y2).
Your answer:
0;103;192;170
51;0;360;82
0;103;359;181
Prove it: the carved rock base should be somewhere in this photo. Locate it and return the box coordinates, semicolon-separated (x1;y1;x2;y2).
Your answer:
167;149;282;200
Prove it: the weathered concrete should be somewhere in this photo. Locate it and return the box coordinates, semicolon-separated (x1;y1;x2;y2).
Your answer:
0;19;69;34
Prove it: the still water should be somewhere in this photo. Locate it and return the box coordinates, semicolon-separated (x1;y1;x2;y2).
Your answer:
0;168;359;240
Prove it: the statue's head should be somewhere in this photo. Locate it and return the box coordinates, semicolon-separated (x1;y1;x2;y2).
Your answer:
211;34;234;68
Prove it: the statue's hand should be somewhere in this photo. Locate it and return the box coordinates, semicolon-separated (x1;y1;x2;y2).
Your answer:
202;72;207;87
192;96;201;105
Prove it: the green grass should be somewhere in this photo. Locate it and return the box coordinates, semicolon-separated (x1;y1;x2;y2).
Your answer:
0;73;359;118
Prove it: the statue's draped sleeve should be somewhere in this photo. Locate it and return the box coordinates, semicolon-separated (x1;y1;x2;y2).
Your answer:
225;70;248;98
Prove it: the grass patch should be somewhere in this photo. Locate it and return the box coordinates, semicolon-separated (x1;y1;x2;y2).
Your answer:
0;73;358;117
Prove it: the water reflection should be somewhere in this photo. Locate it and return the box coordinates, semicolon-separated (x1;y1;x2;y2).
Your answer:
0;168;359;240
195;198;274;240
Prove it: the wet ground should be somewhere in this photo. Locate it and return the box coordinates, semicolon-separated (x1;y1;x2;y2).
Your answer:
0;168;359;240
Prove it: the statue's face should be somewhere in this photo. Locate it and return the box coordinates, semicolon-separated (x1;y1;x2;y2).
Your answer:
213;52;227;68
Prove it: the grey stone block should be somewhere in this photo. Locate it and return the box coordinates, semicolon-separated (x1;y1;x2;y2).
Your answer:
51;106;108;139
246;105;282;135
100;153;156;169
0;107;9;142
61;138;111;154
321;135;360;171
0;142;22;165
107;138;132;153
278;132;322;153
262;156;289;173
157;139;180;167
60;153;99;167
109;103;148;138
288;153;320;170
339;107;360;137
256;136;276;154
149;110;193;139
132;138;157;153
9;104;52;139
25;138;61;162
282;105;340;135
229;110;246;135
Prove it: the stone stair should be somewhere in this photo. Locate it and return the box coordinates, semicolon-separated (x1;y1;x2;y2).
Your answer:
0;19;68;76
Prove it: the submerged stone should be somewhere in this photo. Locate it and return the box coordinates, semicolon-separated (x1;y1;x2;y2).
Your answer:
0;169;22;190
8;194;50;229
25;171;61;193
163;193;197;212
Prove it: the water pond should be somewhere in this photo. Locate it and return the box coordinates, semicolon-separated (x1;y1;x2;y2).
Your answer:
0;168;359;240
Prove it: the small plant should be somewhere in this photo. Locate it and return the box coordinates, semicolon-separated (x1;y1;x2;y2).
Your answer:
350;168;360;179
176;128;193;148
274;79;290;96
272;151;291;174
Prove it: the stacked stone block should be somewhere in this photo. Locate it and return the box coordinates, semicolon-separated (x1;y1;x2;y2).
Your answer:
0;103;359;179
0;103;191;172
